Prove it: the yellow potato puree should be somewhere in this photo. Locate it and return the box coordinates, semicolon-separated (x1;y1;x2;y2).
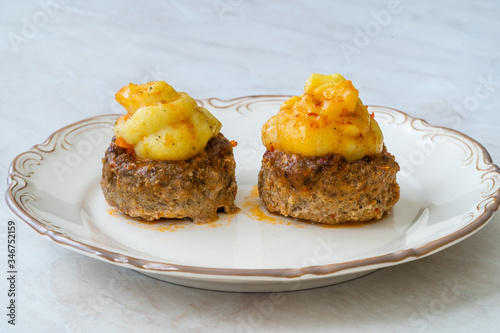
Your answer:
261;73;383;162
114;81;221;160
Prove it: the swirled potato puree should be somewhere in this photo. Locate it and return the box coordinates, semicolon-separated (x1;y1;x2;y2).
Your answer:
114;81;222;160
258;73;399;225
101;80;237;223
262;73;383;162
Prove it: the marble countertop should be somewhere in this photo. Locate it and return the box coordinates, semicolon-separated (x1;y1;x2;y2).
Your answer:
1;0;500;332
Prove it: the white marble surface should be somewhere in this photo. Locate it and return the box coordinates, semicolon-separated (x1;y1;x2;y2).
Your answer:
1;0;500;332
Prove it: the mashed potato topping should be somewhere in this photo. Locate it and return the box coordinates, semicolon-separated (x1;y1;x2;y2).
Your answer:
114;81;221;160
261;73;383;162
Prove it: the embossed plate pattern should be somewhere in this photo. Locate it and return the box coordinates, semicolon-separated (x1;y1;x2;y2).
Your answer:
6;96;500;292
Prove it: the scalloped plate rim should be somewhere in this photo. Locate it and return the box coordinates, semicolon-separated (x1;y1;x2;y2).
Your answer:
5;96;500;291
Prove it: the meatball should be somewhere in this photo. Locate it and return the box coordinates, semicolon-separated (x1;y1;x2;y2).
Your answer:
101;133;238;223
258;146;399;225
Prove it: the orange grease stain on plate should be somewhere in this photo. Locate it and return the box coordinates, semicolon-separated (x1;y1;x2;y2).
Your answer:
107;187;378;230
241;186;277;222
294;218;381;228
107;208;118;216
134;215;236;232
240;186;378;229
240;186;305;228
320;219;382;228
107;206;235;232
129;221;188;232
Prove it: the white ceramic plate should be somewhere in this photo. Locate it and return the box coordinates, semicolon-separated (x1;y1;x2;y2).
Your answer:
6;96;500;292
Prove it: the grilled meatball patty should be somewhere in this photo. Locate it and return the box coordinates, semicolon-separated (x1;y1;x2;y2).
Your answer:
258;146;399;225
101;133;237;223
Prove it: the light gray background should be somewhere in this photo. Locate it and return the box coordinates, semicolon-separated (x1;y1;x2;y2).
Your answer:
1;0;499;332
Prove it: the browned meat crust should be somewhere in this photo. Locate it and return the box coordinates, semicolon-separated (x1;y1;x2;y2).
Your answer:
258;146;399;225
101;133;238;223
